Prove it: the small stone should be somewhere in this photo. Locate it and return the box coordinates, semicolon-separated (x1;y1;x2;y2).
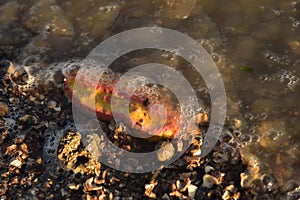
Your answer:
0;195;8;200
226;184;236;193
176;180;182;191
159;0;197;19
187;184;198;199
202;174;218;188
288;41;300;55
204;165;214;173
233;118;242;128
75;4;120;38
144;181;158;198
192;149;201;156
47;100;57;109
222;190;231;200
38;95;45;101
36;157;43;164
157;143;175;162
0;102;9;116
53;70;64;84
68;183;80;190
53;106;61;112
6;61;15;74
22;0;74;36
10;159;22;168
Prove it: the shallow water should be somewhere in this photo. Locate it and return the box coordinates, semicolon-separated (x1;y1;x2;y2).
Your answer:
0;0;299;194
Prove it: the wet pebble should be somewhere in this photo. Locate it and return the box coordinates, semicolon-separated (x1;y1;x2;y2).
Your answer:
187;184;197;198
53;106;61;112
52;70;64;84
0;1;19;24
9;159;22;168
288;41;300;55
202;174;219;188
47;100;57;109
159;0;197;19
22;0;74;36
75;4;120;39
157;143;175;162
0;196;8;200
204;165;214;173
68;183;80;190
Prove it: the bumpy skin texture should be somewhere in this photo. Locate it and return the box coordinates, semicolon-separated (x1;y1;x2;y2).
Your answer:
64;69;182;139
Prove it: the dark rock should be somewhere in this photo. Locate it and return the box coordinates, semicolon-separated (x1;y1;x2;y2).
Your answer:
53;69;64;84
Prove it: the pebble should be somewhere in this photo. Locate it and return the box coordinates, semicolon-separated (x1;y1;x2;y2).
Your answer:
0;196;7;200
159;0;197;19
53;106;61;112
157;143;175;162
202;174;219;188
288;41;300;55
22;0;74;36
47;100;57;109
0;1;19;24
52;70;64;84
75;4;120;38
68;183;80;190
9;159;22;168
204;165;214;173
0;102;9;116
187;184;198;199
226;184;236;193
